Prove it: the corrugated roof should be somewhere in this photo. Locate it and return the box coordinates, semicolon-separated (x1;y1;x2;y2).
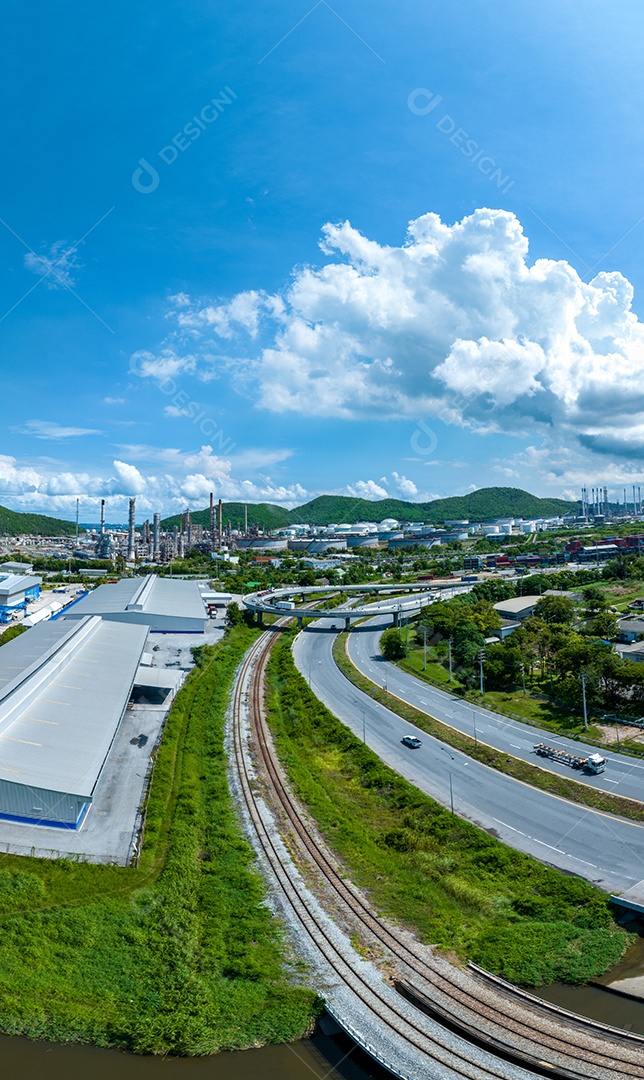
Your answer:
66;575;206;620
0;573;41;599
0;616;148;797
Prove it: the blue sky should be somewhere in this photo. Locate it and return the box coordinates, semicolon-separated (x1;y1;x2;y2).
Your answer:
3;1;644;520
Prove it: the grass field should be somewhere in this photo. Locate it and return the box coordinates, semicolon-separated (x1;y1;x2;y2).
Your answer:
0;626;318;1053
267;632;631;987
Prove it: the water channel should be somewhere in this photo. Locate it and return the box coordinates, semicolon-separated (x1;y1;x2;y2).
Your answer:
0;1016;388;1080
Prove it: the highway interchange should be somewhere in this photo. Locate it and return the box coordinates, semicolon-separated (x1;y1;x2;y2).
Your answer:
292;616;644;895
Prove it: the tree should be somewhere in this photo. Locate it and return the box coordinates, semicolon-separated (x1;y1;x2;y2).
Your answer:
582;586;608;614
381;628;406;660
534;595;576;625
585;612;619;640
226;601;244;627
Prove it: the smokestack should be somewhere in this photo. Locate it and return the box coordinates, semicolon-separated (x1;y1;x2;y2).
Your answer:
153;513;160;559
244;503;248;534
127;497;136;561
186;508;192;550
100;498;105;536
218;498;223;548
210;492;215;547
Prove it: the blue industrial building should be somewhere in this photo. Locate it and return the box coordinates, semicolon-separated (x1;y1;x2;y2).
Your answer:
0;573;42;623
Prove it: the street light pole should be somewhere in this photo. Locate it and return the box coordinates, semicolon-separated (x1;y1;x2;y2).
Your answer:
362;708;366;744
478;649;486;703
440;746;455;815
423;625;428;672
448;638;453;683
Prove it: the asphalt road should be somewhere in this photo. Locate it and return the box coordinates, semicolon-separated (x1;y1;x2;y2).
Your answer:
347;616;644;802
293;621;644;894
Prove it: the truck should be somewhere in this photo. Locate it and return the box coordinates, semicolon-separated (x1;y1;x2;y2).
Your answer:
534;742;606;774
274;600;296;611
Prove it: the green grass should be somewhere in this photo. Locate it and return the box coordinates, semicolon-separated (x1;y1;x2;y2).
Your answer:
0;627;318;1053
266;633;630;987
334;634;644;821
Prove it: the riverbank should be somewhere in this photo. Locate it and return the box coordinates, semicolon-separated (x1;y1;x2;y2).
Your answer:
0;625;318;1053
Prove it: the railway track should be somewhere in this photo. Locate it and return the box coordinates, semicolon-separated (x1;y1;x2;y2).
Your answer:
231;626;644;1080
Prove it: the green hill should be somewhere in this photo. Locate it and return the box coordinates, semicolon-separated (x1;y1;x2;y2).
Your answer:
162;488;577;531
289;489;575;525
0;505;80;537
162;501;291;533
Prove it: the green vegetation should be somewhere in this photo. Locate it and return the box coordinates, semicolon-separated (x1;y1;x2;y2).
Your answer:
267;633;630;986
162;487;577;531
0;626;318;1052
0;625;26;648
0;506;80;537
162;501;291;532
406;585;644;724
333;633;644;819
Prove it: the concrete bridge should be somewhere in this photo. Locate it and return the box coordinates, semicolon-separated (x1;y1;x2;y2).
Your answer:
242;582;466;630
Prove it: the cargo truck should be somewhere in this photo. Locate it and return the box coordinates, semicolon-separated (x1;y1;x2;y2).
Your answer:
534;742;606;774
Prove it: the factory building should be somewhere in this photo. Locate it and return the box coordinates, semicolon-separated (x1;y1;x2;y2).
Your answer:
64;574;207;633
0;572;42;623
0;615;148;827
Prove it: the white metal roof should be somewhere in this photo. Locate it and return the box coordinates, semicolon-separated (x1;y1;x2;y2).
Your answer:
0;573;41;599
65;575;206;620
0;616;148;797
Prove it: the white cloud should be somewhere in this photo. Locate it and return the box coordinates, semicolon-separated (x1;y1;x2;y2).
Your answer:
392;472;419;499
344;480;389;500
149;207;644;458
23;241;82;290
104;397;125;405
19;420;102;440
112;460;146;495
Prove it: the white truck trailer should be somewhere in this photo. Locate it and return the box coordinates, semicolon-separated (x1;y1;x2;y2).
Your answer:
534;742;606;774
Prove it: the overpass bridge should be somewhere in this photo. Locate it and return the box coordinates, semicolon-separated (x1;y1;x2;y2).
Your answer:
242;582;469;630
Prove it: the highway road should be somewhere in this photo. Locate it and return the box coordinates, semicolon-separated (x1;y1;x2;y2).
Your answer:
347;615;644;803
293;621;644;894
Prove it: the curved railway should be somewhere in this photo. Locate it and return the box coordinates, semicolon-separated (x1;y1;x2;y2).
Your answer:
231;625;644;1080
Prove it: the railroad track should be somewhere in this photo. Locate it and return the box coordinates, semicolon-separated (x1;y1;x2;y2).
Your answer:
231;626;644;1080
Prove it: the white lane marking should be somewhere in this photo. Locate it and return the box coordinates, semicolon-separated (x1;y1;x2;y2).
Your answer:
509;743;522;749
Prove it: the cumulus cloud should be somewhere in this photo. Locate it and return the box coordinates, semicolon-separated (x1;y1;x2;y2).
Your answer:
0;447;312;518
392;472;419;499
344;480;389;500
149;207;644;457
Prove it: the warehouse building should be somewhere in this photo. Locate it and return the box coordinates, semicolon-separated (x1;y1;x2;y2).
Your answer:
0;615;148;827
493;596;541;620
0;572;42;623
64;574;207;633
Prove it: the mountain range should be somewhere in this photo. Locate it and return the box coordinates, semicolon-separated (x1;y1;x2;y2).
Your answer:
161;487;577;532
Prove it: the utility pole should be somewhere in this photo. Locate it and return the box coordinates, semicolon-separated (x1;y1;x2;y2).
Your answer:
423;625;428;671
448;638;453;682
362;708;366;744
581;672;588;731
